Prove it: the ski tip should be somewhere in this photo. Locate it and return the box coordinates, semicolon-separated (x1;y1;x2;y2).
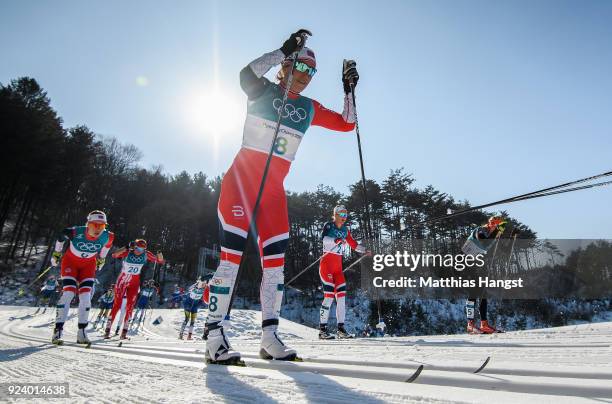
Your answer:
86;343;92;348
117;341;123;347
405;364;424;383
474;356;491;374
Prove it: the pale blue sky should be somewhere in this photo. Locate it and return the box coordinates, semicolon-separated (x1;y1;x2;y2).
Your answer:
2;1;611;238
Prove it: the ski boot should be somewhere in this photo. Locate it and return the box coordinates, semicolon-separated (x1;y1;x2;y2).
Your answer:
103;327;112;339
77;328;91;346
186;333;193;341
204;327;244;366
479;320;501;334
51;325;64;345
318;325;335;340
114;327;120;336
467;320;481;334
120;328;129;340
337;324;354;339
260;330;299;361
202;326;209;341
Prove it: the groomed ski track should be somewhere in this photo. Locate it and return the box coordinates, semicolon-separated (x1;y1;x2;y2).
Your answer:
1;306;611;403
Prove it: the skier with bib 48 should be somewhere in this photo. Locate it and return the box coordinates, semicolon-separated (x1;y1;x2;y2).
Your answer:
319;205;368;339
51;210;114;345
105;239;164;339
204;29;359;365
462;216;507;334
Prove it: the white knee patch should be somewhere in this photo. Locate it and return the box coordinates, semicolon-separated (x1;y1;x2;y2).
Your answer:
59;290;75;305
78;291;92;324
262;267;284;285
260;267;284;324
214;261;239;285
55;290;75;324
320;296;334;325
336;295;346;324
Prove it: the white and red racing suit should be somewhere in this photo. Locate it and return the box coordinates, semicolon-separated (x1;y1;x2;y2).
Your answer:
319;221;362;327
107;250;164;331
206;48;356;333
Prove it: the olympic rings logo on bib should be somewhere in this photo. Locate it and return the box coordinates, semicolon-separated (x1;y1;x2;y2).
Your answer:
130;255;145;263
76;241;101;252
272;98;307;123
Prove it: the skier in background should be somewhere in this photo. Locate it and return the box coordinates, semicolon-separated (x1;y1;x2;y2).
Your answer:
38;275;59;311
462;216;507;334
93;286;114;329
179;275;211;340
132;279;158;327
51;210;114;345
169;284;183;308
318;205;368;339
105;239;164;339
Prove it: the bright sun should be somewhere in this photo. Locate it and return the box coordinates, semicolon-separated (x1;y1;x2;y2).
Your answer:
184;89;243;136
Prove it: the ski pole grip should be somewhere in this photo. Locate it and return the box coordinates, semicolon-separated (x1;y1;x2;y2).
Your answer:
296;31;310;53
343;59;357;86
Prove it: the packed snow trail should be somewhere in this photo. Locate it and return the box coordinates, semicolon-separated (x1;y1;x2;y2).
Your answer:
1;306;611;403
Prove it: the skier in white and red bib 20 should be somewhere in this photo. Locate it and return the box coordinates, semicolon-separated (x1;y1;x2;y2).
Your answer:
105;239;164;339
205;29;360;365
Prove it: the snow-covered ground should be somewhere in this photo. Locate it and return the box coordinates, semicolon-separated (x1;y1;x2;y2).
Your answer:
1;305;611;403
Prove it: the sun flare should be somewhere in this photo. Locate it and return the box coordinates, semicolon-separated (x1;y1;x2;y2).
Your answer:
184;89;242;136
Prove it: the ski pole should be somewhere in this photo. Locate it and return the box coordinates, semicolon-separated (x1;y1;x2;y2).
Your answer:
487;232;503;273
342;254;369;274
228;32;311;314
505;232;518;275
20;265;54;296
348;72;382;324
348;75;373;241
285;255;325;288
285;241;343;288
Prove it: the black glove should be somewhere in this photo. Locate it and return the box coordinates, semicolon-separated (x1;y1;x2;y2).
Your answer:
280;29;312;57
343;59;359;94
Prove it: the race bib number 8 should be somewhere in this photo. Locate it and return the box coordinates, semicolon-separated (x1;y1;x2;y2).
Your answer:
209;296;218;312
274;137;288;155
